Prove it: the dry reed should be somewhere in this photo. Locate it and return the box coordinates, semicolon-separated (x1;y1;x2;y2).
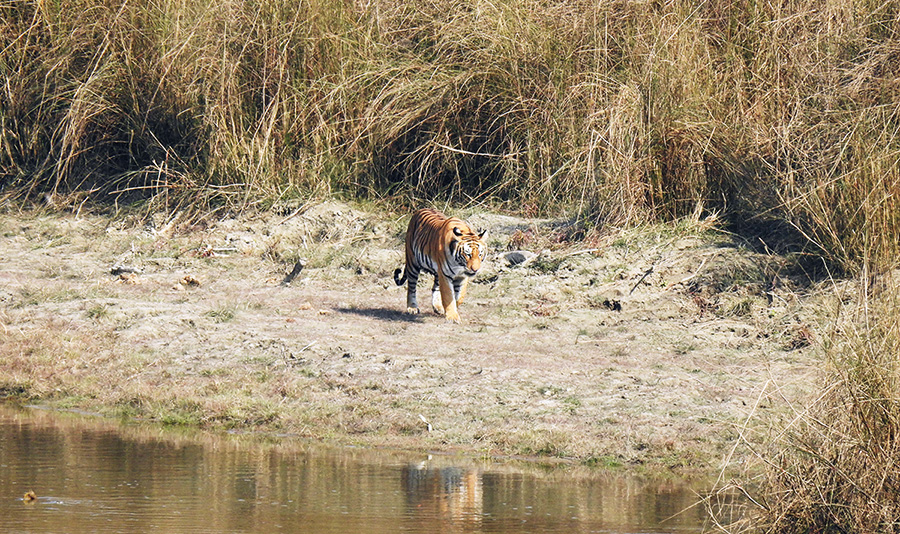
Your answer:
710;278;900;533
1;0;898;273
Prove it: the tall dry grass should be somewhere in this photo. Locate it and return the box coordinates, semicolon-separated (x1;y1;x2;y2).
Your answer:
1;0;899;269
713;280;900;533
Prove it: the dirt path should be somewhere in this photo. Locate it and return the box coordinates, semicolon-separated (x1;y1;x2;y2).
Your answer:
0;202;821;473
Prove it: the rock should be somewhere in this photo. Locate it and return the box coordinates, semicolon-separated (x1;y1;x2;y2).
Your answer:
503;250;537;267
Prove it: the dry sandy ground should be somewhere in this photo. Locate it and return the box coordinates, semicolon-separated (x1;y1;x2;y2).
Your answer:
0;202;823;474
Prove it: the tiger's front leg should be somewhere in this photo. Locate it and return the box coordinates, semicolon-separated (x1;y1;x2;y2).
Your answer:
455;277;469;305
438;273;461;323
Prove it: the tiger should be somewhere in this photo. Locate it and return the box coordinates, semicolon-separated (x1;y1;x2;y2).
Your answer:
393;208;488;323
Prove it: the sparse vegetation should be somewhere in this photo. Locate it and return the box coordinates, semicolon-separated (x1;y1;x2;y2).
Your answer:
86;303;109;320
206;306;236;323
0;206;819;474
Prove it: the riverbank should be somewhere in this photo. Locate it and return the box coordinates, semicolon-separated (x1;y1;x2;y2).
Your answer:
0;202;823;475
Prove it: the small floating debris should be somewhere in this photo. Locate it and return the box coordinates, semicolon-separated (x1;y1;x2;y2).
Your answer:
23;490;37;502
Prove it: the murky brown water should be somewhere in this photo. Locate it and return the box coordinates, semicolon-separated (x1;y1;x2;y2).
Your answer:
1;405;710;533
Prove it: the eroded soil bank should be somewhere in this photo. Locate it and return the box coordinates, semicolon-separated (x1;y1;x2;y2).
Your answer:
0;202;823;474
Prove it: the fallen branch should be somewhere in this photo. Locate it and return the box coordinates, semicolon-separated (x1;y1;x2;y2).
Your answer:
281;260;306;286
561;248;600;258
630;266;654;294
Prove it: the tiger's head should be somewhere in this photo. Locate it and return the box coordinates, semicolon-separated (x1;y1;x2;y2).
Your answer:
449;226;488;277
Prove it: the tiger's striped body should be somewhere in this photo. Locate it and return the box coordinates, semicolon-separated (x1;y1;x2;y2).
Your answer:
394;209;487;323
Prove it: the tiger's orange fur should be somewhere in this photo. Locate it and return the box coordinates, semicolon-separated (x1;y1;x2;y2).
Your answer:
394;209;487;323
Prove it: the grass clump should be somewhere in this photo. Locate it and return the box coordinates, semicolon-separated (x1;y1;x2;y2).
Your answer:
206;306;236;324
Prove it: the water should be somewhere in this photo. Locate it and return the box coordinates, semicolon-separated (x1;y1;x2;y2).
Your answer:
0;405;709;533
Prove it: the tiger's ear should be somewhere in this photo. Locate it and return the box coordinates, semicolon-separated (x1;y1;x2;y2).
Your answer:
453;227;463;237
479;229;487;240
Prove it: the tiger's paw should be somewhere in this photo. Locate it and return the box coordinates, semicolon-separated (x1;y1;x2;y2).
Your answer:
406;307;420;315
431;293;444;315
445;310;461;324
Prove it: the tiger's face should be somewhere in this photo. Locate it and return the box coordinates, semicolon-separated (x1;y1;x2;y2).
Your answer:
450;227;488;277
